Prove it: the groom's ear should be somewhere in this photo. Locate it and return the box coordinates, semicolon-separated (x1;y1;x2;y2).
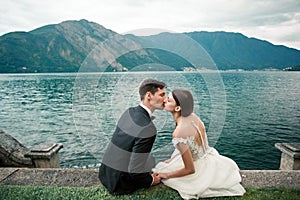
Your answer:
146;91;151;100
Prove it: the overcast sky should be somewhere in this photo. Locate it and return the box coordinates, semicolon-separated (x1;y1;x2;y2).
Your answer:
1;0;300;49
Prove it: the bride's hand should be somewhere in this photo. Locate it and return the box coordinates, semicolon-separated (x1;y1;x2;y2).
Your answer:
158;173;169;179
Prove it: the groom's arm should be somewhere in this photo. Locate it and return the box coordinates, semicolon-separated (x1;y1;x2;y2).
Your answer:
129;134;156;171
128;135;157;187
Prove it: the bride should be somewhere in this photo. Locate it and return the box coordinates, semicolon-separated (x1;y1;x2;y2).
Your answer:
153;89;246;199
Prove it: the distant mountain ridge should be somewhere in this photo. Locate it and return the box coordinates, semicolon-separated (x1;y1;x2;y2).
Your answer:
186;31;300;70
0;19;299;73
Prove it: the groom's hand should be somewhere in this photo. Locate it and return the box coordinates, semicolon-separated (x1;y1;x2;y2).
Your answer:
158;173;169;179
151;173;161;186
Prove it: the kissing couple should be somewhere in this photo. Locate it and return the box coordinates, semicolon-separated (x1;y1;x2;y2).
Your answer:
99;78;245;199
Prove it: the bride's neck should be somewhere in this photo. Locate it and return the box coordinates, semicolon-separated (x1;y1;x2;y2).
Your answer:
173;113;182;125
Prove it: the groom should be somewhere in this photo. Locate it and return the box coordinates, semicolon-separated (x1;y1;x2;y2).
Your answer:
99;78;167;195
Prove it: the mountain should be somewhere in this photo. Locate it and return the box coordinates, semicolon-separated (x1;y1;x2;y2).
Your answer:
186;31;300;70
0;19;118;73
0;19;300;73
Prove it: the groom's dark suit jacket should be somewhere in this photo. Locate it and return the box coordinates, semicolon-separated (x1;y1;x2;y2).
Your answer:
99;105;157;195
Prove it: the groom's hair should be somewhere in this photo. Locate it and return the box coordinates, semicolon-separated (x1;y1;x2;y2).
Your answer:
139;79;166;100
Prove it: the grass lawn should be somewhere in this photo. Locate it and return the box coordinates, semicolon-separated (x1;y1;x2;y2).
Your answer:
0;185;299;200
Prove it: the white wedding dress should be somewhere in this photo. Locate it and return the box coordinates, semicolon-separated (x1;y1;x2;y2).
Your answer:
153;123;246;199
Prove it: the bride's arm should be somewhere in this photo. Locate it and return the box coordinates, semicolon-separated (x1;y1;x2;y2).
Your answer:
159;143;195;179
163;158;172;163
163;152;180;163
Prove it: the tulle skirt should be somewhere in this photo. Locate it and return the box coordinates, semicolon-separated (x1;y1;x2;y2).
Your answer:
153;148;246;199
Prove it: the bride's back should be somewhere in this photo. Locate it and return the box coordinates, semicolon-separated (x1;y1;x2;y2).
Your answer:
174;113;207;148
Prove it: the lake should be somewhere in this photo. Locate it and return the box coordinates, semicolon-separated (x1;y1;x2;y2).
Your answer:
0;71;299;169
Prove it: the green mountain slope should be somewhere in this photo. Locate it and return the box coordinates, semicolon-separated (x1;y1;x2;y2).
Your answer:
0;19;299;73
186;31;300;70
0;19;117;73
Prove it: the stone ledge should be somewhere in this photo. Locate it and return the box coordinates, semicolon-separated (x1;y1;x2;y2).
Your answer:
0;168;99;187
240;170;300;188
0;168;300;188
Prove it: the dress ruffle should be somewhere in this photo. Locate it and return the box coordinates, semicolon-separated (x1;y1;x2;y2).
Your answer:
153;146;246;199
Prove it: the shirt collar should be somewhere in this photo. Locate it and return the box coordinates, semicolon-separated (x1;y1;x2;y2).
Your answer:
140;103;152;117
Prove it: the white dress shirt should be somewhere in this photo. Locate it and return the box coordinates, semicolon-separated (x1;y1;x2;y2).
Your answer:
139;103;153;118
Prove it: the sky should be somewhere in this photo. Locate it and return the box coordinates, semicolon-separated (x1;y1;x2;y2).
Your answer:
1;0;300;50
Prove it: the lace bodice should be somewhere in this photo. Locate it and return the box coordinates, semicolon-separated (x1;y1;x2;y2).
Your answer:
172;121;210;160
173;137;207;160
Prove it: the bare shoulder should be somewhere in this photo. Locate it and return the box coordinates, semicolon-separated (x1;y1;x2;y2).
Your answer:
172;124;189;138
191;114;206;133
173;123;194;139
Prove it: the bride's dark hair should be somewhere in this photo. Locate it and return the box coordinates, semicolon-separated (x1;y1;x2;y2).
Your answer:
172;89;194;117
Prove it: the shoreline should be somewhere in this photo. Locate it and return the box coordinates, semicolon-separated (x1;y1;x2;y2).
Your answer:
1;168;299;188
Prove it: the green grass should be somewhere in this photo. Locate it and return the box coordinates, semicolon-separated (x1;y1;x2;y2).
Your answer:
0;185;299;200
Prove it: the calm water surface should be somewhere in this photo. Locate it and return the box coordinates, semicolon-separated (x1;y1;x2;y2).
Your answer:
0;71;299;169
